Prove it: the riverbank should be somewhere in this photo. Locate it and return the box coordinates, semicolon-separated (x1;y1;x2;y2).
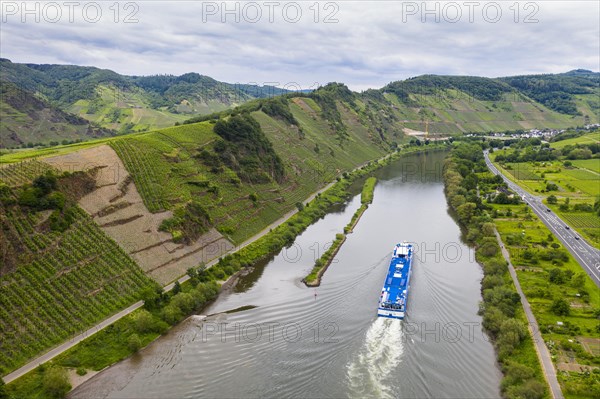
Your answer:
3;144;447;399
443;141;549;399
303;177;378;286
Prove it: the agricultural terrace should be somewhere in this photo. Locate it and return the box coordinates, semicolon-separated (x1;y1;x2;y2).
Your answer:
109;111;386;244
0;166;154;375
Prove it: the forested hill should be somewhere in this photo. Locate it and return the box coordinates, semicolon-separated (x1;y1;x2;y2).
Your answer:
0;80;112;148
499;70;600;115
0;58;290;142
1;59;599;148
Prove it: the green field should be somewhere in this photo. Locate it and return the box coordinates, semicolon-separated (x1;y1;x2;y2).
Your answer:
492;204;600;398
68;85;190;133
491;154;600;247
550;132;600;149
572;159;600;174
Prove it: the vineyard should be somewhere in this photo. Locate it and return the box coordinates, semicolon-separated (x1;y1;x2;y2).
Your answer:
106;115;386;244
561;213;600;229
110;139;171;212
0;160;52;187
0;176;154;375
560;213;600;245
505;163;541;181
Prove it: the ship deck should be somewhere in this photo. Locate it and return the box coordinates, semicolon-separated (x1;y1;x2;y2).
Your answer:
381;256;411;305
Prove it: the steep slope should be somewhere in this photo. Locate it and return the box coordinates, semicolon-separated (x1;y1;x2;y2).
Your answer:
499;70;600;117
0;162;155;374
380;74;599;134
0;81;112;148
2;75;595;378
0;59;290;137
107;87;389;246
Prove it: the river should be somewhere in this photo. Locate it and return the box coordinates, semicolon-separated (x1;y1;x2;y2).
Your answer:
71;150;502;399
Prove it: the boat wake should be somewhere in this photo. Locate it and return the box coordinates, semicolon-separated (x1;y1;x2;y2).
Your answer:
346;317;404;399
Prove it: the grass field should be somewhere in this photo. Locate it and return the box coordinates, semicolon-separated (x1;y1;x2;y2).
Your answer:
572;159;600;174
490;155;600;248
550;132;600;150
491;204;600;399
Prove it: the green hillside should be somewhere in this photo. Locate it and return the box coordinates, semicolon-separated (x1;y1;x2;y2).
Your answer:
500;70;600;117
0;59;290;141
0;81;113;148
0;162;155;374
2;59;598;148
381;74;599;134
1;72;598;383
0;84;395;375
108;87;388;244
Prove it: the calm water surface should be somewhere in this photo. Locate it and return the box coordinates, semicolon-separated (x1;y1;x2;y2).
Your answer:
71;151;501;399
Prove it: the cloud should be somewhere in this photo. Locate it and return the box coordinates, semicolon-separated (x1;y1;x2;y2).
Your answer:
1;1;598;90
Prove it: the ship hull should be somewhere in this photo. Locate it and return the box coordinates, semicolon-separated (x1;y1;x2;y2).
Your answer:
377;308;405;319
377;243;413;320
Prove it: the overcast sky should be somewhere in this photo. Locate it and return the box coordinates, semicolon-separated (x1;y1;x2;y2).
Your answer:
1;1;598;90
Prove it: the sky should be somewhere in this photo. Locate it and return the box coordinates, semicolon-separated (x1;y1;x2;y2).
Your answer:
1;1;599;91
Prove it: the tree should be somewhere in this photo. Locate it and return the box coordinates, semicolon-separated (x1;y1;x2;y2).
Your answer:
33;173;58;195
547;195;557;204
128;333;142;352
0;379;7;399
43;367;71;398
498;318;527;349
133;310;155;333
482;222;496;237
482;306;506;336
550;298;570;316
172;281;181;295
456;202;477;224
505;379;546;399
571;273;586;289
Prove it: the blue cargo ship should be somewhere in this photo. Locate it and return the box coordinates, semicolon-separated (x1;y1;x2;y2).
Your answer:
377;242;413;319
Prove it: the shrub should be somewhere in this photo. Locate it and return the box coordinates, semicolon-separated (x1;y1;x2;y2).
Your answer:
133;310;156;334
550;298;570;316
128;334;142;352
43;367;71;398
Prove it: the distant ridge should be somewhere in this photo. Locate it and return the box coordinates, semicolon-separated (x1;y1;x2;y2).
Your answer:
1;58;599;148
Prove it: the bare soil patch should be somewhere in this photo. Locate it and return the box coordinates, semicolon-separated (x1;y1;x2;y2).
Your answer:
43;145;233;285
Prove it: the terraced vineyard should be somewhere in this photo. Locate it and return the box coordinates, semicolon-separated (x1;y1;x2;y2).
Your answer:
106;108;386;244
110;139;171;212
0;174;154;374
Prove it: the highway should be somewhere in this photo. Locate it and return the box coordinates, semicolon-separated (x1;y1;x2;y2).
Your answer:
484;151;600;288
